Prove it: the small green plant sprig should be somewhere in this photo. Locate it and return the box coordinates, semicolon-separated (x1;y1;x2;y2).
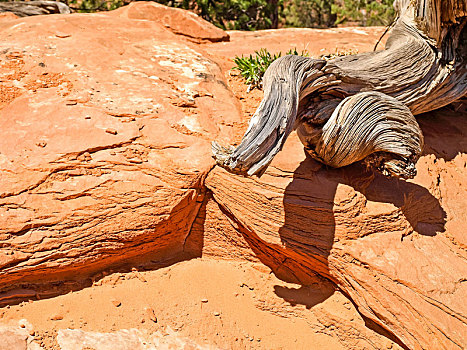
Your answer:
233;48;309;91
233;47;360;91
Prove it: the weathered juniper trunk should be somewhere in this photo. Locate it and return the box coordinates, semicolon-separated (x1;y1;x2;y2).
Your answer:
213;0;467;179
0;1;71;17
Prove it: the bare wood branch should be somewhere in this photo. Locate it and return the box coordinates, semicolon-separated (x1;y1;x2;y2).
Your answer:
308;91;424;179
213;0;467;179
0;1;71;17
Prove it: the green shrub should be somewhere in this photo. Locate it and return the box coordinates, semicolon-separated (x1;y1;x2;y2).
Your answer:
331;0;395;26
195;0;283;30
233;48;309;90
284;0;394;28
284;0;336;28
63;0;395;29
67;0;129;12
233;47;362;90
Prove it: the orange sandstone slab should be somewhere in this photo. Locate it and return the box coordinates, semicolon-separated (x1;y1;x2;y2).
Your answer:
0;6;240;293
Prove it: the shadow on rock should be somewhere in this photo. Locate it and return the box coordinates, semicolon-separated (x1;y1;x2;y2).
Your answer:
273;284;335;309
274;146;447;306
418;107;466;161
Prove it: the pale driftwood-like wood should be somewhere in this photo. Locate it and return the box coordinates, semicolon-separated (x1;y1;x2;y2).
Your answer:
311;92;424;179
0;1;71;17
213;57;327;176
213;0;467;179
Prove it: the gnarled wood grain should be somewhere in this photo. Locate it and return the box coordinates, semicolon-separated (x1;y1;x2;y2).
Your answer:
305;91;424;179
213;0;467;178
0;1;70;17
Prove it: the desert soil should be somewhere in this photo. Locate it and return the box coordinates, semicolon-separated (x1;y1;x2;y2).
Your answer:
1;258;385;350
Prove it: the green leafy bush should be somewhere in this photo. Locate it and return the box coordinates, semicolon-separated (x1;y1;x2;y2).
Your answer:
284;0;336;28
331;0;395;26
67;0;129;12
233;48;309;90
63;0;395;29
194;0;283;30
233;47;362;90
284;0;394;27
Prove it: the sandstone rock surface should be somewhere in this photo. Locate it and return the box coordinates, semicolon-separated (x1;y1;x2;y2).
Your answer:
0;324;42;350
0;12;19;21
112;2;229;42
0;5;240;299
0;3;466;350
202;26;385;58
57;327;209;350
206;111;467;349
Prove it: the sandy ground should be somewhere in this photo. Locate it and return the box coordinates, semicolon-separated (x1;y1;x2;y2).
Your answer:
1;258;385;349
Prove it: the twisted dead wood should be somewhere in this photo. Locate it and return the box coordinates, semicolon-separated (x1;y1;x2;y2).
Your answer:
0;1;71;17
213;0;467;179
312;91;424;178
